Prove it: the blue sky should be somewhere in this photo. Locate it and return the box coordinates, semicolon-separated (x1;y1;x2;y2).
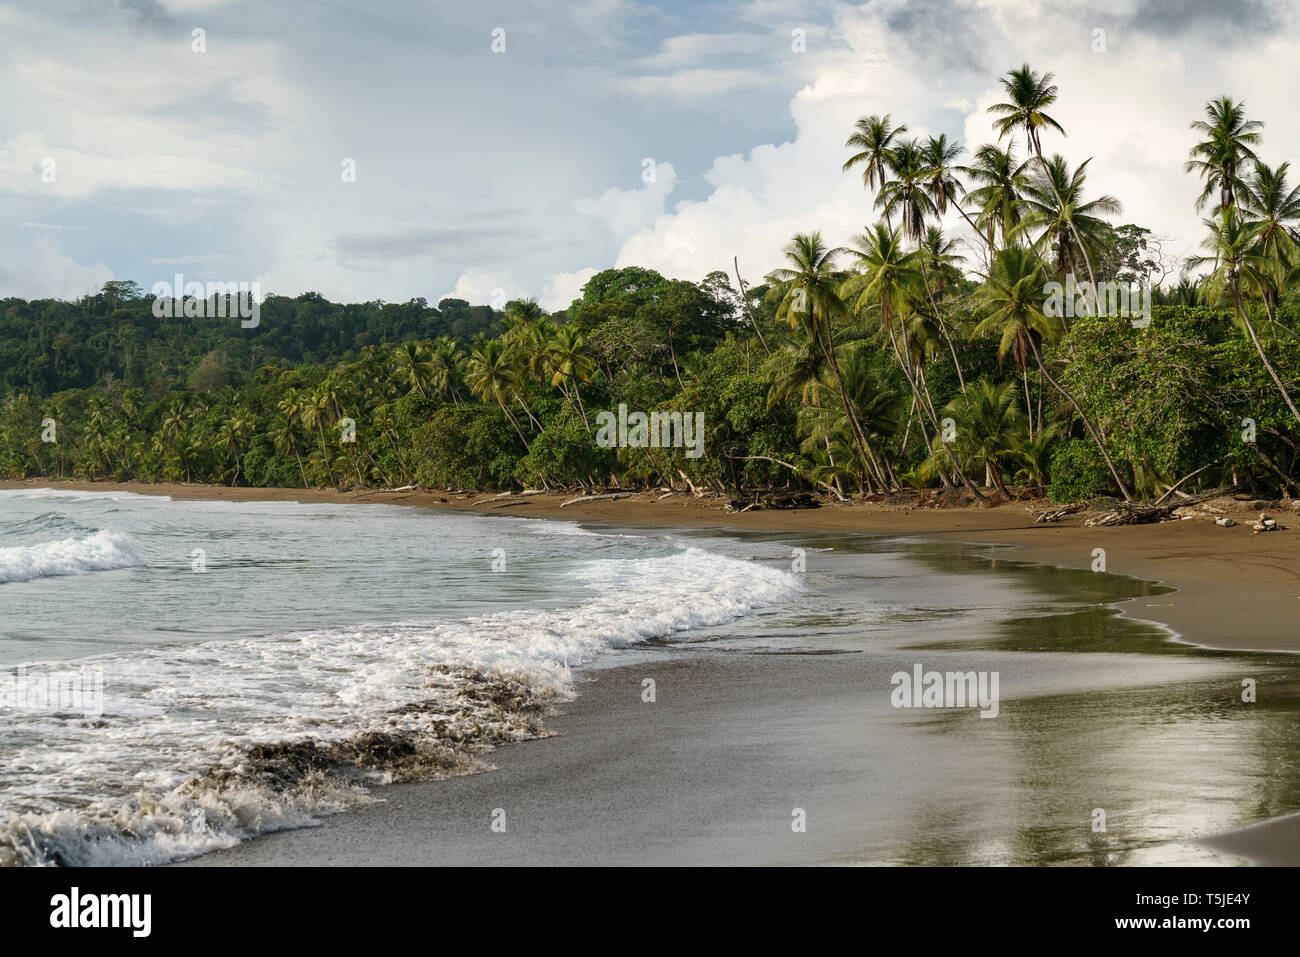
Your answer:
1;0;1296;308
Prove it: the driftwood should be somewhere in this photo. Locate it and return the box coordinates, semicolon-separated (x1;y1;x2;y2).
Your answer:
1085;487;1232;527
487;500;534;509
1029;504;1082;523
560;492;632;508
677;469;704;497
726;455;847;502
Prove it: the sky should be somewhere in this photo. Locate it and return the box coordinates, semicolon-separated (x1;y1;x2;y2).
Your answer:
1;0;1296;309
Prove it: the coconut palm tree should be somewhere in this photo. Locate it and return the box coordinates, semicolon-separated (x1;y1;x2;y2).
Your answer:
392;341;433;400
975;246;1133;500
546;325;594;429
962;143;1029;252
466;336;531;447
843;114;909;222
300;386;337;486
270;413;309;487
428;337;464;404
988;64;1102;307
841;223;983;496
876;139;938;243
1241;161;1300;309
1013;155;1122;281
765;232;890;491
925;378;1024;494
1185;96;1262;216
1185;208;1300;426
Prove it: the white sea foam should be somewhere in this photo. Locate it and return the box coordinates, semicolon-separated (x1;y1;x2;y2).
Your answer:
0;530;144;584
0;545;800;865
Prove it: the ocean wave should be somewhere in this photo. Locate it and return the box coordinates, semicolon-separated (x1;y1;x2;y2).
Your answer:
0;546;801;865
0;530;144;584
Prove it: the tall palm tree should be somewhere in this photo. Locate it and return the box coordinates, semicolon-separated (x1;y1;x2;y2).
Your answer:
428;337;464;404
1185;96;1262;216
876;139;938;243
301;386;337;486
1186;208;1300;426
988;64;1102;307
843;114;909;222
765;232;890;491
916;225;970;394
921;134;987;244
841;223;983;496
1013;155;1122;281
962;143;1029;252
975;246;1133;500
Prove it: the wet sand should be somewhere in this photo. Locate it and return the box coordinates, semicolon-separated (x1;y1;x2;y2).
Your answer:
6;478;1298;864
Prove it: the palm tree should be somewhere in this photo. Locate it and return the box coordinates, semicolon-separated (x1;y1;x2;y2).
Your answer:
916;225;970;394
392;341;433;400
301;386;337;486
843;114;909;220
271;413;308;488
428;337;464;404
1186;96;1262;215
926;378;1024;494
975;246;1133;500
1186;208;1300;426
988;64;1102;307
546;325;594;429
466;336;531;447
876;139;938;243
962;143;1029;252
1013;155;1122;281
841;223;983;496
765;232;890;491
1241;161;1300;309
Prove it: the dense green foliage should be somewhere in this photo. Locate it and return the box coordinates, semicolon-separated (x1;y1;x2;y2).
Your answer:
4;66;1299;502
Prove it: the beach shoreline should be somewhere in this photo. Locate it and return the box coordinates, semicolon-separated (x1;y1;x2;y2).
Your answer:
5;477;1298;866
6;478;1298;654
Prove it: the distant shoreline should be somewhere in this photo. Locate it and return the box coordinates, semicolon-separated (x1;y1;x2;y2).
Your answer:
5;477;1299;655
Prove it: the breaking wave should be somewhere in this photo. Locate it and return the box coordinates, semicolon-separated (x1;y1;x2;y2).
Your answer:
0;547;800;865
0;530;144;584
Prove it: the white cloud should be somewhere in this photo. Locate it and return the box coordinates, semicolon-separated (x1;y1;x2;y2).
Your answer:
574;161;677;237
0;237;113;300
541;267;599;311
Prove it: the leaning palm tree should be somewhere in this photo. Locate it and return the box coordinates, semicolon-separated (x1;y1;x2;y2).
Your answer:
546;324;594;430
300;387;337;486
765;232;890;491
841;223;983;496
1185;208;1300;426
465;336;531;447
1013;155;1122;281
988;64;1101;307
1185;96;1262;216
974;246;1133;501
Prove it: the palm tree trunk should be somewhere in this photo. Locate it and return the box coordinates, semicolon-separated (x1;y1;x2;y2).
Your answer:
1245;293;1300;426
1029;337;1132;501
815;323;889;491
884;316;983;498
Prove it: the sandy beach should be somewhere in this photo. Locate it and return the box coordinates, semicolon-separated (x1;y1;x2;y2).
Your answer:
6;478;1299;865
